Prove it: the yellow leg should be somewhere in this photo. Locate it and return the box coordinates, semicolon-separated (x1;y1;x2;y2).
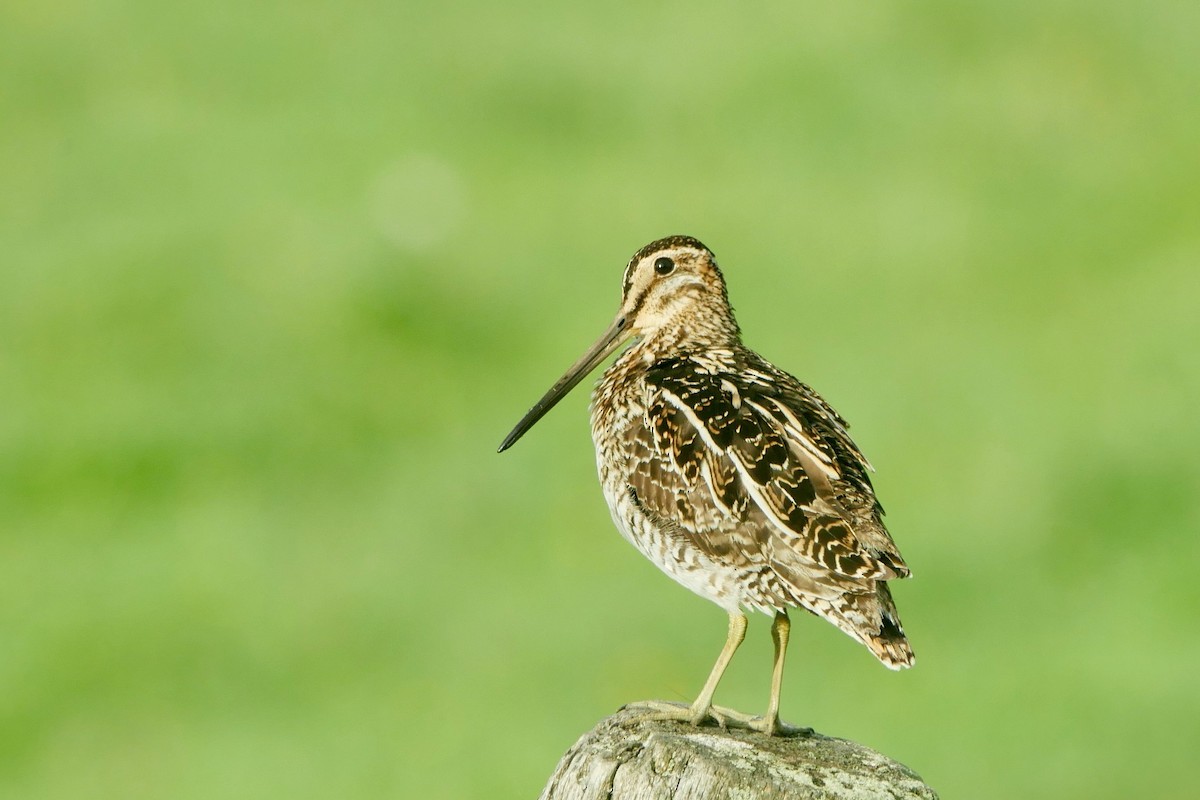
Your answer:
622;610;808;736
686;611;747;724
622;611;747;728
752;610;790;734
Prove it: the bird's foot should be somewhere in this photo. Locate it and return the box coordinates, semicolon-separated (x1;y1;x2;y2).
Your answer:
707;704;812;737
621;700;704;726
620;701;811;737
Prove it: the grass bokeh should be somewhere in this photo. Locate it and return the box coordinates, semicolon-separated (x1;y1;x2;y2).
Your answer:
2;2;1198;798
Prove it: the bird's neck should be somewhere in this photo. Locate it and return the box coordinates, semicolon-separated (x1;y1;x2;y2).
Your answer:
626;307;741;364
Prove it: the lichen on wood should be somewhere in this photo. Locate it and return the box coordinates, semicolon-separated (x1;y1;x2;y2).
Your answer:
540;707;937;800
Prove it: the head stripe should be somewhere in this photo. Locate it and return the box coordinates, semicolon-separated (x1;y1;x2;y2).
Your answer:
622;235;714;297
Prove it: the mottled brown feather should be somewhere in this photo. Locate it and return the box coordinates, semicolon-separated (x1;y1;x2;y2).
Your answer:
579;235;914;669
640;353;906;582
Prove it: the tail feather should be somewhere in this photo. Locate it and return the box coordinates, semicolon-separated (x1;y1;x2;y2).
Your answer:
801;581;914;669
858;582;914;669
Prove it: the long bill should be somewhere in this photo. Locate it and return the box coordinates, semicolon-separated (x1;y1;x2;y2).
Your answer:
497;312;633;453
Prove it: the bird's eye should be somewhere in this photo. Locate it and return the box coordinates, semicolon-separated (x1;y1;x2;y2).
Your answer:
654;257;675;275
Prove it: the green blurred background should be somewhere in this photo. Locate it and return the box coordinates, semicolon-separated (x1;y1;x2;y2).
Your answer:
3;1;1198;798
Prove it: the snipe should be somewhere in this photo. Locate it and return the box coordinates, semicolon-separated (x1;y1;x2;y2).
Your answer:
499;235;913;735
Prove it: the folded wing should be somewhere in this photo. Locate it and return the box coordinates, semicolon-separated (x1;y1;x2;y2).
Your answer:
633;353;909;583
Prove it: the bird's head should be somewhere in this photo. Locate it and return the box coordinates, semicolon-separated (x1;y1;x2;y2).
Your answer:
615;235;734;339
499;235;736;452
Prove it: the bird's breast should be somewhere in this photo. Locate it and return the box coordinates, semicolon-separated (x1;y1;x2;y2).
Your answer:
589;367;646;473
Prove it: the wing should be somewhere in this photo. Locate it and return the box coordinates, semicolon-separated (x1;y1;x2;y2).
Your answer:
636;352;909;582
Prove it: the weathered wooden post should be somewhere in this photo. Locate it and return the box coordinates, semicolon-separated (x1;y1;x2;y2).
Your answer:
540;707;937;800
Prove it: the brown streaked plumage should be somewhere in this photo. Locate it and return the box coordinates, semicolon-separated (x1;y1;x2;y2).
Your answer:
499;235;913;735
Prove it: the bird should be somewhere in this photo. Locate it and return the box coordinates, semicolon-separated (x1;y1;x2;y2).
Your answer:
498;235;913;735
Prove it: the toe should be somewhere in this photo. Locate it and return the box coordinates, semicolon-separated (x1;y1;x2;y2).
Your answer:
749;716;778;736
